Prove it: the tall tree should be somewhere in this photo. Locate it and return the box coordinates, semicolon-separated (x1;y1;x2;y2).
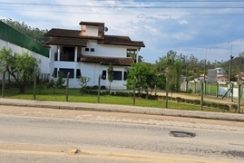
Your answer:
127;63;156;96
156;50;183;92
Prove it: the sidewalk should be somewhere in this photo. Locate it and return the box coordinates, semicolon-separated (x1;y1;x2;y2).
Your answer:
0;98;244;122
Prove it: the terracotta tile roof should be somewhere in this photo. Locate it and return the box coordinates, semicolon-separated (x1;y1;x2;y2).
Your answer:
45;29;145;47
45;29;102;40
45;28;80;38
80;55;134;66
46;37;87;46
99;35;145;47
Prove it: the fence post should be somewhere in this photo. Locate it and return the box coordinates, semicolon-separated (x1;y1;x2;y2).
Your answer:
165;77;169;108
1;71;5;97
97;75;101;103
204;81;207;95
133;77;136;105
231;83;234;102
65;72;70;102
33;73;37;100
186;80;189;93
200;81;204;111
238;84;241;113
194;81;197;94
216;82;219;98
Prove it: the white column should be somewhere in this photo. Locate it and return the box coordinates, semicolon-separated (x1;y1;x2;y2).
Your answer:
136;50;139;63
74;46;78;79
57;45;60;61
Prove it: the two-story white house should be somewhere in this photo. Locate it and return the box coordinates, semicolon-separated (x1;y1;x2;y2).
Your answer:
45;21;145;89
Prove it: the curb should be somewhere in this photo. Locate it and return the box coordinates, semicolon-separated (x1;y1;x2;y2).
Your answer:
0;98;244;122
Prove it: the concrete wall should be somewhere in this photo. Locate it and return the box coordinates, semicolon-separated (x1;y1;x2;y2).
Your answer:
0;39;49;75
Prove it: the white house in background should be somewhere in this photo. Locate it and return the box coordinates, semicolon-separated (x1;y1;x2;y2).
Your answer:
207;67;227;84
45;21;145;89
0;21;50;80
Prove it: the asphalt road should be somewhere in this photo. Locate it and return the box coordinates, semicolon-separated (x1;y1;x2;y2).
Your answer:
0;105;244;162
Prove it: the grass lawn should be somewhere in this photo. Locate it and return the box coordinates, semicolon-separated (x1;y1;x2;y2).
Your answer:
3;87;222;112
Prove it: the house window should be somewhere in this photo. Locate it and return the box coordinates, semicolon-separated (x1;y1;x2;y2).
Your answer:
124;71;128;81
101;70;106;80
59;68;74;78
85;48;89;52
90;48;95;52
60;47;75;62
53;68;57;78
113;71;122;80
76;69;81;78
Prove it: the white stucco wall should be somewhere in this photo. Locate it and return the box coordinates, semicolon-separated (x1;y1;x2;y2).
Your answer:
82;40;139;58
81;25;99;37
0;39;49;74
48;41;137;89
50;62;128;89
79;63;127;89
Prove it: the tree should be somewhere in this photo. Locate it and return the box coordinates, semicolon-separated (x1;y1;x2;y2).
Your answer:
55;71;65;88
156;50;183;92
0;48;11;73
79;75;90;94
0;48;38;93
107;64;114;94
127;63;156;97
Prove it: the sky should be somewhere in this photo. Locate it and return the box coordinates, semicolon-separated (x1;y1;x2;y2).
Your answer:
0;0;244;63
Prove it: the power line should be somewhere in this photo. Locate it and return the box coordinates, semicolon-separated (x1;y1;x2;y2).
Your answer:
1;2;244;9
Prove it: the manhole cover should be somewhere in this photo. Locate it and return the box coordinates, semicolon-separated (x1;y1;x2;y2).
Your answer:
170;131;196;138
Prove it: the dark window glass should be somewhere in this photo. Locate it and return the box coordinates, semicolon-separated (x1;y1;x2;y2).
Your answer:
124;71;128;80
53;68;57;78
54;52;58;61
90;48;95;52
76;69;81;78
59;68;74;78
101;70;106;80
113;71;122;80
60;47;75;61
85;48;89;52
77;55;81;62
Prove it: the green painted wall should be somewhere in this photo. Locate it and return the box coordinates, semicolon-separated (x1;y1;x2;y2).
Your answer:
0;21;49;57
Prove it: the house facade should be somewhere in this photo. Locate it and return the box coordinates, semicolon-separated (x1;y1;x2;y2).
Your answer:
45;21;145;89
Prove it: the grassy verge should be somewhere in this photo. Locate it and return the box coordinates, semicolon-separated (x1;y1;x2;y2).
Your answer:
3;87;223;112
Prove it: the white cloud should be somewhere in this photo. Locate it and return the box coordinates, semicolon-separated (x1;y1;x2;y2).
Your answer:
178;19;188;25
2;0;244;63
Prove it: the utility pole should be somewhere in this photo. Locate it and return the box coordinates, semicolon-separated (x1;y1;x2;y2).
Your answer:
229;55;234;82
229;55;234;101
